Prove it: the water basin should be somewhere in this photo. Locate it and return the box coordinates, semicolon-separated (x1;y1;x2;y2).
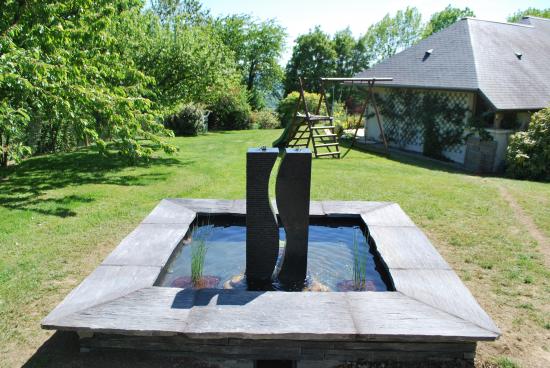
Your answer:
156;215;392;292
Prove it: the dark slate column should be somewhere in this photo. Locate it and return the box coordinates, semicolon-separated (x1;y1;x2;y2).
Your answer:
276;148;312;286
246;147;279;287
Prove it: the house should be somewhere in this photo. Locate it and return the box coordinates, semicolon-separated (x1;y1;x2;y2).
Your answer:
356;16;550;172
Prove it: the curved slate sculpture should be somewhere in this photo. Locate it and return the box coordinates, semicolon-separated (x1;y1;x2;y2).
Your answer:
276;148;312;286
246;148;279;287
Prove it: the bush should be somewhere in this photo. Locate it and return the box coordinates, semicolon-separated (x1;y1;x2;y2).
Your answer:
251;111;281;129
207;88;252;130
506;107;550;181
277;91;347;128
164;103;206;136
277;91;320;128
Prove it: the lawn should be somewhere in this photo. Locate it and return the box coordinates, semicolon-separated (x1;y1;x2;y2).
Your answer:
0;130;549;368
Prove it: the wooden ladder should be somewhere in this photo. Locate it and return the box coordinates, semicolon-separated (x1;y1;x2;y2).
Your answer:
292;78;340;158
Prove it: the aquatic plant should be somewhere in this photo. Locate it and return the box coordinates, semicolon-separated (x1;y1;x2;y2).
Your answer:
191;238;207;286
190;224;210;287
353;230;368;290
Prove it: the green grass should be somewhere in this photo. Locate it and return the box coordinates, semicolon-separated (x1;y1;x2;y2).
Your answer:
0;129;549;367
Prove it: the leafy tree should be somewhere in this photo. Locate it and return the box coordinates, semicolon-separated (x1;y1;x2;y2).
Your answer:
216;15;286;109
125;12;242;110
423;5;475;38
507;8;550;23
151;0;210;26
284;26;337;94
362;7;423;64
333;28;370;77
0;0;175;166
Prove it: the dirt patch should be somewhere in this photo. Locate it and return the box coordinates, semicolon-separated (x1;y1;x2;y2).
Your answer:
498;184;550;268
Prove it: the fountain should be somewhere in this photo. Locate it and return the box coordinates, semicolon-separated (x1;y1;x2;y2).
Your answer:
42;148;500;367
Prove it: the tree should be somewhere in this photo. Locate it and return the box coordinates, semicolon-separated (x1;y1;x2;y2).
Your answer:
507;7;550;23
423;5;475;38
362;7;423;64
0;0;175;166
284;26;337;94
333;28;370;77
216;15;286;109
125;12;242;109
150;0;209;25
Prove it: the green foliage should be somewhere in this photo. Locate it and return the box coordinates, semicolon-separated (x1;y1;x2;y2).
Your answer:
0;103;31;166
352;231;367;291
0;0;175;165
362;7;423;64
216;15;286;110
493;356;521;368
190;228;208;286
284;27;337;94
276;90;346;129
506;107;550;181
277;91;321;128
164;103;206;136
126;11;242;109
251;111;281;130
207;88;252;131
507;8;550;23
422;5;475;38
378;89;469;159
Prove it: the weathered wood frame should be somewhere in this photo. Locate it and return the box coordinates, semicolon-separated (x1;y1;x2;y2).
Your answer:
42;199;500;362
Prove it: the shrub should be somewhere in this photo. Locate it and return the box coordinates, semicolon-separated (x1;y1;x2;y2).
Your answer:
277;91;348;128
164;103;206;136
277;91;320;128
251;111;281;129
506;107;550;181
207;88;252;131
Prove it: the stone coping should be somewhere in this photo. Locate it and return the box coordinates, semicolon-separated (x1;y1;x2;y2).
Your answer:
42;199;500;342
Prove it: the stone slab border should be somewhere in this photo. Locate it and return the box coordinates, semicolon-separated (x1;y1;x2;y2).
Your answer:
42;199;500;360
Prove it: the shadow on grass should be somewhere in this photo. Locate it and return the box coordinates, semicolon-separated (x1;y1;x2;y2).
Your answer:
339;140;466;175
0;149;190;217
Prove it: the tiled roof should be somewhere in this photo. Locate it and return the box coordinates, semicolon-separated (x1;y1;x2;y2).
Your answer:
355;17;550;111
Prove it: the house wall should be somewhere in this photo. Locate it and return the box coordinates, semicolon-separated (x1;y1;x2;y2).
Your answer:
365;88;475;164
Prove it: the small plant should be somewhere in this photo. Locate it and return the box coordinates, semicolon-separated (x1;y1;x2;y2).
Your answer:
352;230;368;290
191;238;207;286
190;225;209;287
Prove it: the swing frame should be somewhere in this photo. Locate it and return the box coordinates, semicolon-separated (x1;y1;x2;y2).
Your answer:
319;77;392;155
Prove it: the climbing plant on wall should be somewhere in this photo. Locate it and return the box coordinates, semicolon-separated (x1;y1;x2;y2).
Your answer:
376;89;469;159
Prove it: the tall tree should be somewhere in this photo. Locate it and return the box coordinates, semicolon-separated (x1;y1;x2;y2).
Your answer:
423;5;475;38
0;0;175;165
507;7;550;22
362;7;423;64
217;15;286;109
284;26;337;94
150;0;209;25
123;9;242;109
333;28;371;77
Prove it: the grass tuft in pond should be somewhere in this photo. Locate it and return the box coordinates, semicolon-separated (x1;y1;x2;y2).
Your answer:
190;226;208;287
353;231;368;290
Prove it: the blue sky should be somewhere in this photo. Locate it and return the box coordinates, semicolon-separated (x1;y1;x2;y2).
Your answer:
199;0;550;64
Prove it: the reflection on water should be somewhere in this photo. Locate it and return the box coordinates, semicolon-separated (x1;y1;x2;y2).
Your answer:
157;216;390;292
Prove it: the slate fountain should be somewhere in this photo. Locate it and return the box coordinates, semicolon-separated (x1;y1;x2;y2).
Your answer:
42;148;500;367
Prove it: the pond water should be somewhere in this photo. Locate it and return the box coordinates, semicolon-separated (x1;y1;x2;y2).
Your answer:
157;215;391;292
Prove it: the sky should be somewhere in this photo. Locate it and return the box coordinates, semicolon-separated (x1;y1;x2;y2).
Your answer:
199;0;550;64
